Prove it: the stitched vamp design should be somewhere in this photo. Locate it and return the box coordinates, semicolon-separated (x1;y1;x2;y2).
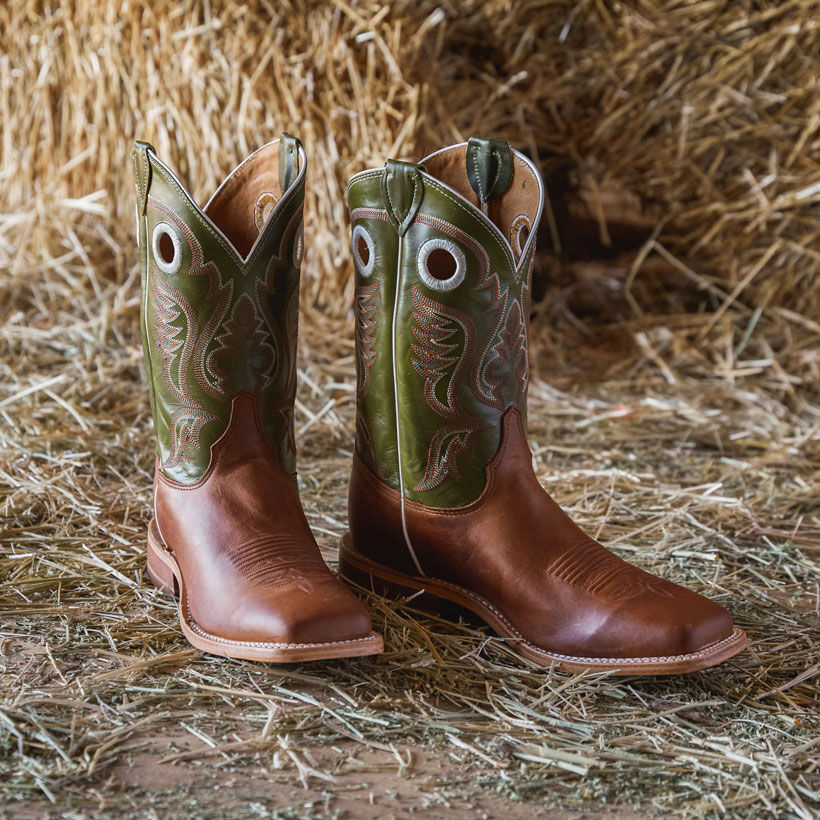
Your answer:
545;539;673;601
225;534;328;592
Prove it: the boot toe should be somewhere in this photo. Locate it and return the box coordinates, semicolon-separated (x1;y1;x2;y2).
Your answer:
607;584;735;660
284;583;374;645
222;577;373;646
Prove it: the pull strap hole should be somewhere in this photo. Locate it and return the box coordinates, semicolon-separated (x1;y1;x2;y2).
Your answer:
417;238;466;292
151;222;183;275
425;247;457;281
352;225;375;277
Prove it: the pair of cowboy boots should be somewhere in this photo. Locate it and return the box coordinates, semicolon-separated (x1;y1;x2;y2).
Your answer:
135;134;747;673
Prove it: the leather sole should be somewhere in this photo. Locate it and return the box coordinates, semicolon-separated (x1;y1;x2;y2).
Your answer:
339;533;748;675
145;520;384;662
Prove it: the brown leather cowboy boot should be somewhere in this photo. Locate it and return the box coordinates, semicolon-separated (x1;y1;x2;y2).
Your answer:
339;137;746;674
135;135;382;661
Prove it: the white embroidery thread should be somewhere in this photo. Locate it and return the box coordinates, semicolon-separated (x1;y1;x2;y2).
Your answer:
352;224;375;277
417;237;466;292
510;213;531;260
152;221;183;275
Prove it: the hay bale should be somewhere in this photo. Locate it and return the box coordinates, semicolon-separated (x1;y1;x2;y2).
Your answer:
2;2;819;342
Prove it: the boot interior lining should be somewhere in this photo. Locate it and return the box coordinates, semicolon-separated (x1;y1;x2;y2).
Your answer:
421;144;541;259
204;141;283;259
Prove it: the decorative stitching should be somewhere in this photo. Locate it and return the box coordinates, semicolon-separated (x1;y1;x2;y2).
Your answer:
419;174;519;272
151;275;217;467
293;221;304;268
410;286;486;491
145;192;303;479
413;213;527;412
156;372;296;493
544;539;673;601
351;191;535;496
149;159;305;271
347;169;384;196
210;292;277;393
149;197;234;401
352;155;540;272
417;237;466;292
182;595;377;650
352;224;376;277
151;221;183;275
350;545;743;665
224;534;326;592
150;164;240;263
484;297;529;404
354;282;379;396
351;207;390;222
510;213;531;261
254;191;278;232
247;179;305;269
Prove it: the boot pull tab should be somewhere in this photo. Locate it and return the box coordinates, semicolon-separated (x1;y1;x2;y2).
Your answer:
381;159;423;236
466;136;513;214
278;132;302;195
133;140;156;215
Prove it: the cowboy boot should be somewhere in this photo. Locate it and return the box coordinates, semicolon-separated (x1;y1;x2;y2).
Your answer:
339;137;746;674
134;135;382;661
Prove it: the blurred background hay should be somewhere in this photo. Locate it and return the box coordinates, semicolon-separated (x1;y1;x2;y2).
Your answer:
1;1;818;818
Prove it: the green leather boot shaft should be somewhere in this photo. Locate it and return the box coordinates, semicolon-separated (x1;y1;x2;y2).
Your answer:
134;137;305;484
349;142;543;508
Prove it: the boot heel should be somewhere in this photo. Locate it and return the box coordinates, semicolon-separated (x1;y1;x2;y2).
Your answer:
339;537;455;617
146;534;178;597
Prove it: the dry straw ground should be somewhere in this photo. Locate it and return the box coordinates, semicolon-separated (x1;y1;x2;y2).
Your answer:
1;1;819;818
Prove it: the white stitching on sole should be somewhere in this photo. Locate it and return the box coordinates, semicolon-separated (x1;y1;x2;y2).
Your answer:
149;526;380;653
345;545;744;666
182;596;380;650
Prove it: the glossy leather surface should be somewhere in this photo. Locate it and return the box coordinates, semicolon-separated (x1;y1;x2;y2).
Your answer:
465;136;513;205
135;137;304;484
346;139;739;662
348;145;541;508
155;392;373;645
137;139;375;651
350;408;734;659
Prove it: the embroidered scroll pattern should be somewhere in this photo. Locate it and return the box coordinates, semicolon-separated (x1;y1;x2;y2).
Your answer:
410;286;486;491
353;281;380;472
413;212;531;411
147;196;302;473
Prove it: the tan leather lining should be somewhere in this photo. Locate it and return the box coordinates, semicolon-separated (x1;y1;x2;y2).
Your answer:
204;142;282;258
422;144;540;252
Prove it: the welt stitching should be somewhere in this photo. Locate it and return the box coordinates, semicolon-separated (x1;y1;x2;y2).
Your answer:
183;595;374;649
394;570;741;665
